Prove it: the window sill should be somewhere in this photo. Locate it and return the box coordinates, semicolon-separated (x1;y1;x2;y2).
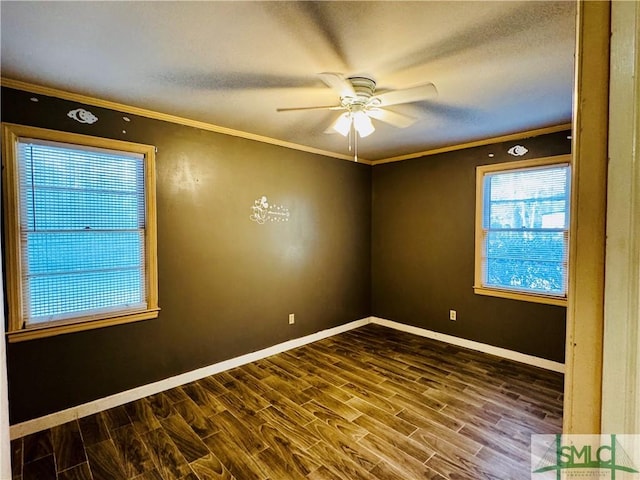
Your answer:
5;308;160;342
473;286;567;307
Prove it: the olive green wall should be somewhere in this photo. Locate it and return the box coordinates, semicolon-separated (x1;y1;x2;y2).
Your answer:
371;130;570;363
1;87;372;423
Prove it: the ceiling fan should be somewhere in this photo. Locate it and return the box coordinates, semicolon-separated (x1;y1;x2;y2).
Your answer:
277;72;438;140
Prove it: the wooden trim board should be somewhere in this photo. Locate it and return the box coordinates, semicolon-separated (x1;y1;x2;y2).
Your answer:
1;123;160;342
0;78;365;164
562;0;610;435
371;317;565;373
8;318;369;439
473;154;571;307
0;236;10;480
601;0;640;434
372;123;572;165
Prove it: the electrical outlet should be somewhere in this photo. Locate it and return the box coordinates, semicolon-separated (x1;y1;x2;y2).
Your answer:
288;313;295;325
449;310;457;321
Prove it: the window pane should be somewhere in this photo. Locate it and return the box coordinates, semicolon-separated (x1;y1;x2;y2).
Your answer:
486;231;567;262
27;232;144;274
28;269;145;322
486;167;568;201
484;230;567;294
27;189;142;230
19;142;142;193
484;258;567;295
484;166;569;229
18;139;147;325
480;162;570;298
20;142;144;231
488;199;567;229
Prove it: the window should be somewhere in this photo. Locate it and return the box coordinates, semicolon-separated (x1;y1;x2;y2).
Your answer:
2;124;159;341
474;155;571;306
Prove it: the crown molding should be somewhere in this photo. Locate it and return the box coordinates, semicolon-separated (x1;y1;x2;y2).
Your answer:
1;77;569;167
373;123;573;165
0;77;373;164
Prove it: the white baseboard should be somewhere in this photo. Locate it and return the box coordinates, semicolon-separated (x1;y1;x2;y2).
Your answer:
9;317;370;440
370;316;565;374
10;315;564;439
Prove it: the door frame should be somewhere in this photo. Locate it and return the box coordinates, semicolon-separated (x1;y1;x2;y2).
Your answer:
601;0;640;434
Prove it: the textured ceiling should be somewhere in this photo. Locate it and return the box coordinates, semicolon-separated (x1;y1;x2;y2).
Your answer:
0;1;576;162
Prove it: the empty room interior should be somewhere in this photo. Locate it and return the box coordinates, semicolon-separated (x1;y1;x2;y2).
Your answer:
1;1;638;480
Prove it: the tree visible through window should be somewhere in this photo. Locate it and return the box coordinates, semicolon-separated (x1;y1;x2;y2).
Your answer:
474;156;571;305
2;124;159;341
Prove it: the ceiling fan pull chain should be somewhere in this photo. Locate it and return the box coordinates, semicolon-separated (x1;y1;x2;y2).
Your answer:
354;123;359;162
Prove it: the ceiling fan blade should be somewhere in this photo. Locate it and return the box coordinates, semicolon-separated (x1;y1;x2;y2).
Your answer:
367;108;418;128
277;105;345;112
373;82;438;107
319;72;356;98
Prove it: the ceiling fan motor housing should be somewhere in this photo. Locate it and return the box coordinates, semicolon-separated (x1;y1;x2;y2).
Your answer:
343;76;378;108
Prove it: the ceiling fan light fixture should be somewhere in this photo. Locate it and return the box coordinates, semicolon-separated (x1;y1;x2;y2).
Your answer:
353;111;374;138
277;73;438;160
332;112;352;136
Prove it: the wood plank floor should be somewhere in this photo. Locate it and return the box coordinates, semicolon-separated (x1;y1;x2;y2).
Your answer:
10;324;564;480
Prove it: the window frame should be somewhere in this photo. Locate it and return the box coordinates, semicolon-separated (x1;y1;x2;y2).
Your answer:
2;123;159;342
474;154;571;307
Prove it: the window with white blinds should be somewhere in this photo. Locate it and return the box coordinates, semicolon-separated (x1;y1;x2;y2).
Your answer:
2;124;159;341
474;156;571;305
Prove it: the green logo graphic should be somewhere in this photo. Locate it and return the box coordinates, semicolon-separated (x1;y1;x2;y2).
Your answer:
532;434;640;479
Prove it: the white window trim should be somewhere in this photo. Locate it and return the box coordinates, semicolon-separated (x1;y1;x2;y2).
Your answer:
2;123;159;342
473;154;571;307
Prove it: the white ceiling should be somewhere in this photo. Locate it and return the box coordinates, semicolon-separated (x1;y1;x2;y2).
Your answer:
0;1;576;162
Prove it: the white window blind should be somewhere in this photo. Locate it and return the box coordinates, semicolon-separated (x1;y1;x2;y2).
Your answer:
17;138;147;326
480;164;570;297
